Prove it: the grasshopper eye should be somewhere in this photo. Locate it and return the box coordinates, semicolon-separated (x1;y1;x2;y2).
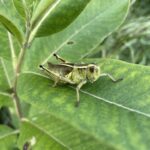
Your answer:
89;66;94;73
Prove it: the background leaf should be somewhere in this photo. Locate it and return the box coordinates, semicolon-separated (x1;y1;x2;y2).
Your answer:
0;0;24;44
31;0;91;37
0;125;18;149
17;119;68;149
0;23;19;111
17;59;150;150
23;0;129;72
13;0;41;19
0;25;19;92
13;0;26;19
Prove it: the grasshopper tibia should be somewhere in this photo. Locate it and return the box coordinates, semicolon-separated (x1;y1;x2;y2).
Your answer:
100;73;123;83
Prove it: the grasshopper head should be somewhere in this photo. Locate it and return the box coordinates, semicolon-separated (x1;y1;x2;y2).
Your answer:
87;64;100;83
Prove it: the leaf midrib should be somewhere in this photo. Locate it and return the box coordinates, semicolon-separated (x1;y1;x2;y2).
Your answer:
0;91;12;97
0;130;19;140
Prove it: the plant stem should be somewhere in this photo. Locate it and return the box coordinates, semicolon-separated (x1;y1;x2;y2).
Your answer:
13;15;31;119
13;44;27;119
12;91;23;119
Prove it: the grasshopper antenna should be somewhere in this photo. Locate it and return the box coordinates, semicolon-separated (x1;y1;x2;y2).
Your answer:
53;53;66;63
39;65;48;71
39;64;52;74
39;65;44;69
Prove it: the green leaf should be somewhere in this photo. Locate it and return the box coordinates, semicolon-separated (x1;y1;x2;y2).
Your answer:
29;107;117;150
24;0;129;72
0;19;22;92
0;57;12;92
0;125;13;136
17;59;150;150
30;0;91;39
17;119;68;149
0;93;13;107
30;0;56;23
0;25;16;61
13;0;40;19
0;1;23;44
0;125;18;149
0;26;15;107
0;23;20;94
13;0;26;19
0;14;23;44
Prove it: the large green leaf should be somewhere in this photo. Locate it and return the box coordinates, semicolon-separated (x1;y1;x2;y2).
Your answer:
29;107;117;150
17;59;150;150
0;125;18;149
0;1;23;44
23;0;129;72
30;0;91;39
17;119;68;149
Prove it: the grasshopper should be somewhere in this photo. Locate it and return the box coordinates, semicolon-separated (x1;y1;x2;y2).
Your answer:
39;54;122;107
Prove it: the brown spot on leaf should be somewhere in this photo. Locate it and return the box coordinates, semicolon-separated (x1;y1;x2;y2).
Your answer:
67;41;74;45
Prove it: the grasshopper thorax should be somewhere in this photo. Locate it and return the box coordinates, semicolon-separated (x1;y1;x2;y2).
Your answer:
86;64;100;83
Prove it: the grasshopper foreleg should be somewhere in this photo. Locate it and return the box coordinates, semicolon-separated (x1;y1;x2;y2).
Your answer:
100;73;123;82
75;80;87;107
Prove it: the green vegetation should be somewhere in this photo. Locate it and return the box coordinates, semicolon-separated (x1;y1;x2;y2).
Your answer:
0;0;150;149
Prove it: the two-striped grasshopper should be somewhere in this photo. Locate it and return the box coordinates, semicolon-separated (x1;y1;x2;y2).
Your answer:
40;54;122;107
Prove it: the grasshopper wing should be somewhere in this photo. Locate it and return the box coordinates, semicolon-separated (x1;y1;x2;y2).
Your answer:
40;64;75;84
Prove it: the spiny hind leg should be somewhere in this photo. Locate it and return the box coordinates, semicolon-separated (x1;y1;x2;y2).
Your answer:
100;73;123;82
75;80;87;107
53;53;69;63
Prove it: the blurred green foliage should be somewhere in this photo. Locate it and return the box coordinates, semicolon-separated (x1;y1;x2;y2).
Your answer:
91;0;150;65
1;1;150;149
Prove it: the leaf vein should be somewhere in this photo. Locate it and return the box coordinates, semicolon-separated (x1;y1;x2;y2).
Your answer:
79;89;150;118
0;57;12;87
